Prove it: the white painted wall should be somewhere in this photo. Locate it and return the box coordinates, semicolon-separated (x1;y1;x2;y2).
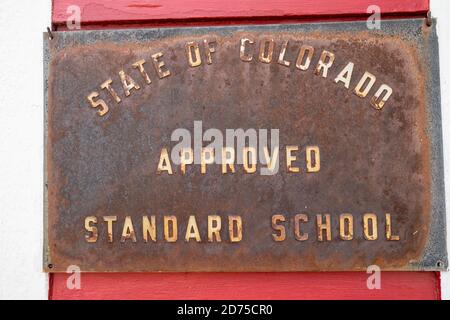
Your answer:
0;0;448;300
0;0;50;299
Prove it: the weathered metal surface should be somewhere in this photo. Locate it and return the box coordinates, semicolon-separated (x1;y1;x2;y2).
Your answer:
44;19;447;272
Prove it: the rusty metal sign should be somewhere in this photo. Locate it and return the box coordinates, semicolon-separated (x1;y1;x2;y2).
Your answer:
44;19;447;272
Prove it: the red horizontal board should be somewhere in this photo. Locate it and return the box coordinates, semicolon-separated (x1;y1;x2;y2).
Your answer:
52;0;429;29
50;272;440;300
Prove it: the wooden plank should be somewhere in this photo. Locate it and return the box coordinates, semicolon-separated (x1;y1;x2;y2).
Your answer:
50;0;439;300
50;272;440;300
52;0;429;29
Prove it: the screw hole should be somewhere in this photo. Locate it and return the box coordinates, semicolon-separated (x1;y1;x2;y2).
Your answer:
426;11;432;27
436;261;443;268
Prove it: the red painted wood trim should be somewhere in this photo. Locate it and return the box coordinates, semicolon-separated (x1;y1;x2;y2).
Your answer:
50;0;439;300
51;272;440;300
52;0;429;29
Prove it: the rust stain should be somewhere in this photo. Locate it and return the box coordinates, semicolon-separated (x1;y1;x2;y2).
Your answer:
127;3;163;9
